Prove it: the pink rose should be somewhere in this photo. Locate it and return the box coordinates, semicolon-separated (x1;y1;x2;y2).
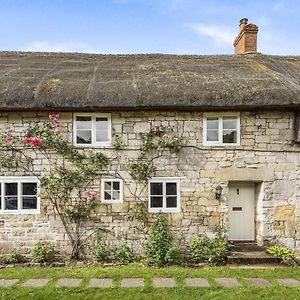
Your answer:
53;127;60;135
4;135;14;142
23;136;41;148
163;133;172;139
154;125;161;130
31;137;41;148
49;113;59;121
23;137;33;143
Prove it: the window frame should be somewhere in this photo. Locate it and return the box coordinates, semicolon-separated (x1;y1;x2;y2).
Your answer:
101;178;124;204
203;112;240;146
0;177;40;214
148;177;180;213
73;113;112;147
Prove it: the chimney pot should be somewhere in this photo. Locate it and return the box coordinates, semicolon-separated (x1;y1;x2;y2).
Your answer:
234;18;258;54
239;18;248;25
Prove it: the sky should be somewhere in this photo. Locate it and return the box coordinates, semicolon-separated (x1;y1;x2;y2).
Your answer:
0;0;299;55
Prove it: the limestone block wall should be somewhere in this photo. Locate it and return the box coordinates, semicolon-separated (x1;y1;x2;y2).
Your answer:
0;110;299;254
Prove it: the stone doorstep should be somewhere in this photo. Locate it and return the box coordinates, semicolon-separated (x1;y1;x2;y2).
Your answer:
276;279;300;287
215;277;242;287
153;278;176;288
88;278;113;288
23;279;50;287
56;278;82;287
0;279;19;287
121;278;144;288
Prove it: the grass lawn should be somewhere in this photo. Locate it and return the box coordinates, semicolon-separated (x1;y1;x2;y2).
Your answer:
0;265;299;300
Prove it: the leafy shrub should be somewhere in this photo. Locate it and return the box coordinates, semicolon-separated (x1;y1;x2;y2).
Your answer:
189;227;229;265
165;246;182;264
0;249;25;264
115;240;134;264
93;233;110;263
267;245;296;263
144;214;173;266
31;241;56;263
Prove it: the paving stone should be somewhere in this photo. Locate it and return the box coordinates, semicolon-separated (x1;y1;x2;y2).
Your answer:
88;278;113;288
56;278;82;287
23;279;50;287
215;277;242;287
153;278;176;288
121;278;144;287
245;278;271;288
277;278;300;287
185;278;210;287
0;279;19;287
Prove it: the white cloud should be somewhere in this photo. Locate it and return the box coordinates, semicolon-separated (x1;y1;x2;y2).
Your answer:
188;23;235;46
25;41;98;53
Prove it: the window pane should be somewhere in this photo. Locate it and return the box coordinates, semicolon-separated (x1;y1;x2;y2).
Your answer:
223;117;237;130
104;182;111;191
5;183;18;210
77;130;92;144
207;118;219;129
76;116;92;130
5;196;17;210
96;118;108;142
112;191;120;200
166;183;177;195
23;183;37;195
166;196;177;208
223;130;237;143
5;183;17;195
150;183;163;196
23;196;37;209
207;130;218;141
104;191;112;200
113;181;120;190
150;197;163;208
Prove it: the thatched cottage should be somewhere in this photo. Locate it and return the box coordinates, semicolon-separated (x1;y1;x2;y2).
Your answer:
0;19;300;254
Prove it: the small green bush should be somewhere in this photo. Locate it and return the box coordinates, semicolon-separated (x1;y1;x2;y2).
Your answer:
0;249;25;264
31;241;56;263
144;214;173;266
165;246;182;264
267;245;296;263
115;240;134;264
93;233;110;263
189;227;229;265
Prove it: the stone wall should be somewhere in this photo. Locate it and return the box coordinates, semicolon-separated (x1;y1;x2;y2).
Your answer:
0;110;299;254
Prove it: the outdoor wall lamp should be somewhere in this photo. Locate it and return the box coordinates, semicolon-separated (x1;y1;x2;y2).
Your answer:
215;185;223;200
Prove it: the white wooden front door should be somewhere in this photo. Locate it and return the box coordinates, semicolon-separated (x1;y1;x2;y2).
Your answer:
228;183;255;241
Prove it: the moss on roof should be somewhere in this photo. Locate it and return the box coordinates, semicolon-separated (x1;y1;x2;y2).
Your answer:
0;51;299;111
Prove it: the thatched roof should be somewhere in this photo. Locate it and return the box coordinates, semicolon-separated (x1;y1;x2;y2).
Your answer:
0;51;300;111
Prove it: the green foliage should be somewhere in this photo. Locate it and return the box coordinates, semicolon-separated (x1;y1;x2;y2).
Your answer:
93;233;110;263
0;249;25;264
31;241;56;263
115;240;135;264
189;227;229;265
130;202;148;222
144;214;173;266
165;246;182;264
140;125;187;157
267;245;296;262
113;133;126;150
127;159;156;183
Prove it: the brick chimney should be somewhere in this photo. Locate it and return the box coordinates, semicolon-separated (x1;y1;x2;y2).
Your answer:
233;18;258;54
